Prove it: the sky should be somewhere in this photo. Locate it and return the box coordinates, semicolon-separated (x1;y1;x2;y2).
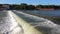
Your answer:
0;0;60;5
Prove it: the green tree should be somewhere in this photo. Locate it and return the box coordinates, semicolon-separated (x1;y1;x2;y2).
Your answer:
27;5;35;10
19;3;27;10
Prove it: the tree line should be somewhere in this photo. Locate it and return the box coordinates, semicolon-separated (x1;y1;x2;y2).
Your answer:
9;3;35;10
9;3;60;10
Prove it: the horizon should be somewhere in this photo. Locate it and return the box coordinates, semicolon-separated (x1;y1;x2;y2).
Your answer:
0;0;60;5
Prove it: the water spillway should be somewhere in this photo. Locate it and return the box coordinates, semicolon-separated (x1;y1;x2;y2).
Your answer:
13;10;60;34
0;10;42;34
11;11;43;34
0;10;23;34
14;11;58;28
0;10;60;34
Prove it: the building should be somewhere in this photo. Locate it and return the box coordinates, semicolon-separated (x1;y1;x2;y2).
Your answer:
0;4;9;10
36;8;54;10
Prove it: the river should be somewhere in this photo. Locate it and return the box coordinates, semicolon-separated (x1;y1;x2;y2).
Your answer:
13;10;60;34
20;10;60;24
0;10;60;34
0;10;24;34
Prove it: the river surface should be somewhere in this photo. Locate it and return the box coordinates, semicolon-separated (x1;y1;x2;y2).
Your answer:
19;10;60;24
14;10;60;34
21;10;60;17
0;10;23;34
0;10;60;34
13;10;60;34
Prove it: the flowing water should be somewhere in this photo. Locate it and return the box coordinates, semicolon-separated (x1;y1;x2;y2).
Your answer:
21;10;60;17
0;10;24;34
13;10;60;34
20;10;60;24
0;10;60;34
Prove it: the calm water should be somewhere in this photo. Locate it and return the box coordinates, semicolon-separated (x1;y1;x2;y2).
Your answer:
22;10;60;17
19;10;60;24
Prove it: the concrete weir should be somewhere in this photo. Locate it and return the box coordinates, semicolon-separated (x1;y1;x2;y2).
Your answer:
10;10;43;34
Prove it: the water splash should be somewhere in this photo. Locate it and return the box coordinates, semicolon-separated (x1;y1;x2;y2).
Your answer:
0;11;24;34
14;11;60;34
8;11;24;34
1;10;59;34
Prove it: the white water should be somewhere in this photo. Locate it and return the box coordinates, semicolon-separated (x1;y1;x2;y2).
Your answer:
0;10;60;34
8;11;24;34
15;11;58;28
0;11;24;34
14;10;60;34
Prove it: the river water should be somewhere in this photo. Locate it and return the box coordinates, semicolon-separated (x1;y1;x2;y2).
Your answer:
20;10;60;24
22;10;60;17
13;10;60;34
0;10;24;34
0;10;60;34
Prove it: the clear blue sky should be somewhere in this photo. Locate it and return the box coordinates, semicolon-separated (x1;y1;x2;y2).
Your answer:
0;0;60;5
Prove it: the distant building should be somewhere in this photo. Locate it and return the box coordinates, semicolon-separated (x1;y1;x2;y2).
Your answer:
0;4;9;10
36;8;54;10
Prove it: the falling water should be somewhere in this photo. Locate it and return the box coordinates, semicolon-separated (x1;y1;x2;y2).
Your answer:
14;10;60;34
0;10;60;34
0;10;24;34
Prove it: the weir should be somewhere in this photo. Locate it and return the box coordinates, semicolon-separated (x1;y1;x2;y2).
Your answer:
0;11;24;34
10;11;43;34
0;10;60;34
12;10;59;34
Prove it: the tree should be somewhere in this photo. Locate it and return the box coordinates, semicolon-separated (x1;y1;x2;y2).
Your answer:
19;3;27;10
27;5;35;10
36;5;43;8
9;4;18;10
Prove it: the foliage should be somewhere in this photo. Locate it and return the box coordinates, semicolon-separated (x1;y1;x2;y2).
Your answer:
9;3;35;10
9;3;60;10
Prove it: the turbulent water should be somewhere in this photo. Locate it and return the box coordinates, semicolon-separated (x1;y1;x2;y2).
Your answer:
13;10;60;34
0;10;24;34
0;10;60;34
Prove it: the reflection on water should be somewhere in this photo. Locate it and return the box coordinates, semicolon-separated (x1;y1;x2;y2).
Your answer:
0;11;24;34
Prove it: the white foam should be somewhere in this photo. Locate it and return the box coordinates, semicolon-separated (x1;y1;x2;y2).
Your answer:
7;11;23;34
